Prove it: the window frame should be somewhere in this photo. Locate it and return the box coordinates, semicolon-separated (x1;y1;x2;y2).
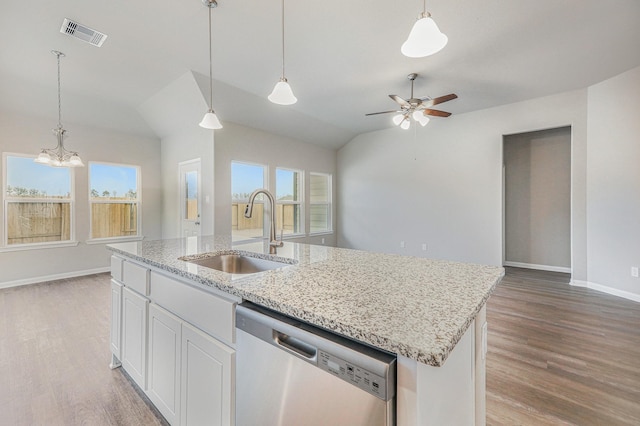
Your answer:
87;161;142;243
309;172;333;235
1;152;77;250
275;167;305;239
231;160;269;242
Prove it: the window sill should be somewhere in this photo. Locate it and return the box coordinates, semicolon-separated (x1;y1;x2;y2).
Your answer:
281;233;306;240
0;241;79;253
309;230;334;236
86;236;145;245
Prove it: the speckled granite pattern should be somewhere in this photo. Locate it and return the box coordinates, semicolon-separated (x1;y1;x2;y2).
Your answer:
107;236;504;366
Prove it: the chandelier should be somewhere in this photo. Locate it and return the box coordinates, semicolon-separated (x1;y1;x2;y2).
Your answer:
35;50;84;167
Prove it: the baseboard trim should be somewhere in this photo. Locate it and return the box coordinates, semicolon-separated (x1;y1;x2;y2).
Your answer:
0;267;111;290
570;279;640;303
504;261;572;274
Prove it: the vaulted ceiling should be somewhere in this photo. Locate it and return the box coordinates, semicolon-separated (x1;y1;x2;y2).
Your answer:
1;0;640;148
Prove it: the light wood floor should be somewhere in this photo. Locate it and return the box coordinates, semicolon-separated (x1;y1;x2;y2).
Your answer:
1;269;639;425
0;274;166;426
487;267;640;425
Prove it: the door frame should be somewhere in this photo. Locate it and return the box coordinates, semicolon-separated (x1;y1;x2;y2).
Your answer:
178;158;202;238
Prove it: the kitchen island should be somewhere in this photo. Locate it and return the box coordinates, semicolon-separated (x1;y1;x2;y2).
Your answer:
107;236;504;425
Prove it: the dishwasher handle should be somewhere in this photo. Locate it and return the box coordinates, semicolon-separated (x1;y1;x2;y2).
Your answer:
274;330;318;361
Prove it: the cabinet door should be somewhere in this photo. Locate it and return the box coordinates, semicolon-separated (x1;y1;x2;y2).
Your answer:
122;286;149;390
110;279;123;361
148;304;182;426
181;322;235;426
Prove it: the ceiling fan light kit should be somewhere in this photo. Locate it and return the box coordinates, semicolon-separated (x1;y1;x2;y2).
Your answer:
199;0;223;130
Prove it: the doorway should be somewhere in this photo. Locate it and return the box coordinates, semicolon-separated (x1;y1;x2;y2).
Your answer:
179;159;201;238
503;127;571;273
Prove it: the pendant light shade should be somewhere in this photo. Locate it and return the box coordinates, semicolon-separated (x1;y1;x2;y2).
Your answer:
34;51;84;168
400;118;411;130
200;0;223;130
199;109;223;129
268;78;297;105
269;0;297;105
401;1;448;58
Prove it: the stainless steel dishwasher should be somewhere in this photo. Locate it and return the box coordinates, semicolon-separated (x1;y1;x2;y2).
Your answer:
236;302;396;426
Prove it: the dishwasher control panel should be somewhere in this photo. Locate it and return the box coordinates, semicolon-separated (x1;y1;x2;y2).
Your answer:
318;350;387;400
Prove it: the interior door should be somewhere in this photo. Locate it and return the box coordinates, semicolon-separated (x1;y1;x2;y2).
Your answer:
179;159;201;238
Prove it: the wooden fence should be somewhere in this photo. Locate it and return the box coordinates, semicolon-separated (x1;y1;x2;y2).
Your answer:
6;202;137;244
7;202;70;245
231;203;296;232
91;203;137;239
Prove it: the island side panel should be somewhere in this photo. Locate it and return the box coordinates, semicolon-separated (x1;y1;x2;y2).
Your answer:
397;322;476;426
475;305;487;426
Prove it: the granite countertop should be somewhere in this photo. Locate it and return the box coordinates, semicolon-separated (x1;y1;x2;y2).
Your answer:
107;236;504;366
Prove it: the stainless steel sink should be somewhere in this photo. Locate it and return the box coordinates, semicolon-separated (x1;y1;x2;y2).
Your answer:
181;253;295;274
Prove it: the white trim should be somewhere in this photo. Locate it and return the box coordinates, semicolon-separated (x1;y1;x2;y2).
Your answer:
0;267;110;289
503;261;572;274
570;279;640;303
85;236;144;245
0;240;79;253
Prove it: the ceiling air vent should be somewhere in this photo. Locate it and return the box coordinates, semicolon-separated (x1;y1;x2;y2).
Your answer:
60;18;107;47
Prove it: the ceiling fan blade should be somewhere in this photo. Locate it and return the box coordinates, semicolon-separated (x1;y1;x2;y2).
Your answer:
431;93;458;106
389;95;410;107
423;108;452;117
365;110;402;116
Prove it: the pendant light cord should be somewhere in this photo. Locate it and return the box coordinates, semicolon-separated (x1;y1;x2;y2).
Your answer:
208;5;213;109
56;52;62;128
281;0;286;79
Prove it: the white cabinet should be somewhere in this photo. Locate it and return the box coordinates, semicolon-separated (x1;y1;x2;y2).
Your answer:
110;279;123;368
110;259;237;426
122;286;149;390
181;322;235;426
148;304;182;425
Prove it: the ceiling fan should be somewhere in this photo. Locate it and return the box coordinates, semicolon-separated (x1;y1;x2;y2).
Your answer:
366;73;457;129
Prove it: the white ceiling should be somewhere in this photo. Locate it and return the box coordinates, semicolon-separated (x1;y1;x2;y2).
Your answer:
1;0;640;149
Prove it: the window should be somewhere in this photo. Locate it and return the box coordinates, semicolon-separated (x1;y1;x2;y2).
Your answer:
231;162;266;241
3;154;73;246
89;162;140;240
309;173;332;233
275;168;303;236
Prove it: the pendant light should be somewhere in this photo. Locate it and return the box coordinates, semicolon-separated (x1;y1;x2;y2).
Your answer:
35;50;84;168
268;0;297;105
401;0;448;58
199;0;223;129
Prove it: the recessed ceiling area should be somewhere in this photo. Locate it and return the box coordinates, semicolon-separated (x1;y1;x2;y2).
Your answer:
1;0;639;148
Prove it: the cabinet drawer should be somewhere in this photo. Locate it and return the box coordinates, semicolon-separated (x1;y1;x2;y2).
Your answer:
150;271;236;346
123;261;149;296
111;255;124;282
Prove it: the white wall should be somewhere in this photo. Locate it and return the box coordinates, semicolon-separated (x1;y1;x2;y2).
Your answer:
338;89;588;277
138;72;215;238
0;109;162;286
586;66;640;297
214;121;337;246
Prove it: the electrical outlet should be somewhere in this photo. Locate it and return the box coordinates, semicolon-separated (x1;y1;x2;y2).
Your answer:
422;243;428;251
400;241;405;248
321;238;325;245
632;267;639;278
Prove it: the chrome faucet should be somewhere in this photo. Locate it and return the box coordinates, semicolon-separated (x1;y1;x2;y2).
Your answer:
244;188;284;254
